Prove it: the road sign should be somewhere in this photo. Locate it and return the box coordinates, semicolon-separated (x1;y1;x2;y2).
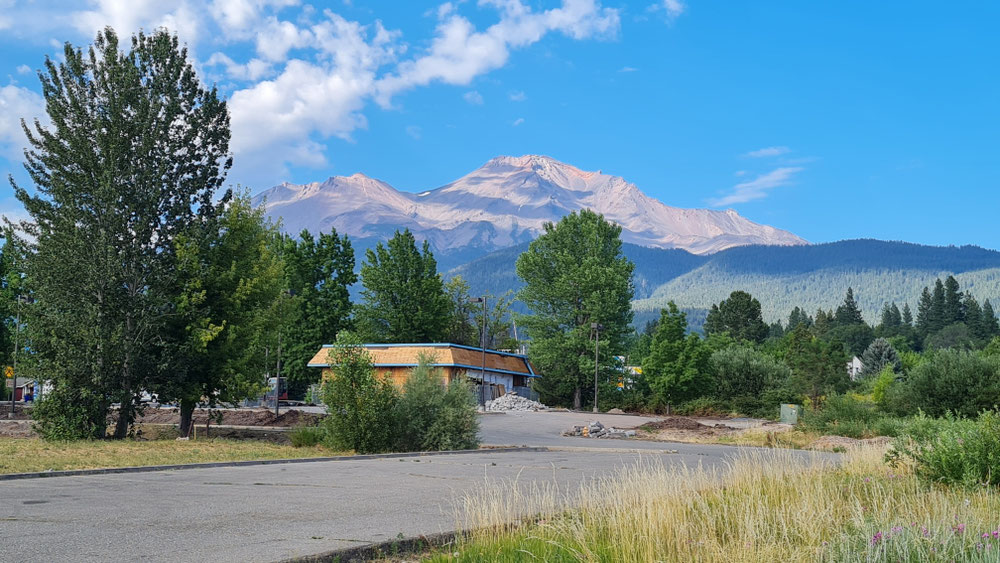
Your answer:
3;366;11;379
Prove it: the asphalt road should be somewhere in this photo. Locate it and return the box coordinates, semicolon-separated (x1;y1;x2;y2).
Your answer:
0;411;829;562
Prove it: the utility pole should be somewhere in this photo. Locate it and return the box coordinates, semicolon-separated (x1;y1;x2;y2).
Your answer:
274;289;295;417
468;297;487;409
591;322;604;414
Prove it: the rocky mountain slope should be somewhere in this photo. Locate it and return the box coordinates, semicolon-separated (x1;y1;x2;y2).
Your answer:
253;155;807;263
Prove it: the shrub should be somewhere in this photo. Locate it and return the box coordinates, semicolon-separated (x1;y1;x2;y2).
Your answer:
673;397;730;416
394;353;479;452
289;425;325;448
710;346;792;400
892;411;1000;487
32;386;108;440
321;334;399;454
898;349;1000;418
800;393;906;438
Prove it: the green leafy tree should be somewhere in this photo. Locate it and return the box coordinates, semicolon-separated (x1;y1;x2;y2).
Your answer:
280;229;356;397
444;275;517;349
13;29;232;439
924;323;975;351
784;324;849;405
710;345;792;402
516;210;635;409
897;350;1000;417
394;352;479;451
703;290;769;343
858;337;901;379
643;302;712;407
321;333;399;453
355;229;451;343
155;191;284;436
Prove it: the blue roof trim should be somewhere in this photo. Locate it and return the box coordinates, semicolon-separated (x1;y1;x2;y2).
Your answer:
319;342;530;361
307;362;538;378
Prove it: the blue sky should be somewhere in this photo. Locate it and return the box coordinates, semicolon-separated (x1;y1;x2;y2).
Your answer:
1;1;998;248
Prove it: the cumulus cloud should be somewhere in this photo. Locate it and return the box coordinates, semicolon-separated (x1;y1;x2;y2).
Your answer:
662;0;685;19
463;90;484;105
509;90;526;101
0;85;46;162
745;146;791;158
0;0;624;186
16;65;31;75
512;117;524;126
709;167;804;207
405;125;421;139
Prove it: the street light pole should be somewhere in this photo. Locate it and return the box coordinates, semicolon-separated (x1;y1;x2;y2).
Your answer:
591;323;603;414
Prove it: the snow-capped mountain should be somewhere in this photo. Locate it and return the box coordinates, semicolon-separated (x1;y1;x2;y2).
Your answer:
252;155;807;263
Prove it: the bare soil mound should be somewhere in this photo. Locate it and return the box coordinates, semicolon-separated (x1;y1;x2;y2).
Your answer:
138;408;324;427
641;417;709;431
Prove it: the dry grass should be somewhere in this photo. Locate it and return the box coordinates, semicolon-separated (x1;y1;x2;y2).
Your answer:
0;438;344;474
433;447;1000;562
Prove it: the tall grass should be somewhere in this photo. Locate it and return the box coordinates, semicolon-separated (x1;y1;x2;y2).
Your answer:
436;447;1000;562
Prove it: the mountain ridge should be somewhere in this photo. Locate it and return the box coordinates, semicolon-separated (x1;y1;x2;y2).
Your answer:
252;154;807;263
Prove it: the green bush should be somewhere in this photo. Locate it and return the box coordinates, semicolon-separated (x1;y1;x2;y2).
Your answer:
321;335;400;454
394;352;479;452
673;397;730;416
897;349;1000;418
289;425;325;448
800;393;906;438
32;386;108;440
892;411;1000;487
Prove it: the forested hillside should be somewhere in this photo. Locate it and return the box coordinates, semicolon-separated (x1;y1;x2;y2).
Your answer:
449;239;1000;325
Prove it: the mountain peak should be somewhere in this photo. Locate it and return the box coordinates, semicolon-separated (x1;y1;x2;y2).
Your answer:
253;156;807;259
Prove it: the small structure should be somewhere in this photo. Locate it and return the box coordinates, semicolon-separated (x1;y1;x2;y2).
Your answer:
846;356;864;380
308;343;539;399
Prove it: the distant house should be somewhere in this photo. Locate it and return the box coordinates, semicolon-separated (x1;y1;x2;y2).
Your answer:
308;343;539;398
847;356;864;380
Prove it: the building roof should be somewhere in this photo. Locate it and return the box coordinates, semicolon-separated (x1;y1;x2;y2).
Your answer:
307;343;537;378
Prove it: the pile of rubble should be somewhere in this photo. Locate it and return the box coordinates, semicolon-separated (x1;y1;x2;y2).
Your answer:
485;392;548;412
562;420;636;439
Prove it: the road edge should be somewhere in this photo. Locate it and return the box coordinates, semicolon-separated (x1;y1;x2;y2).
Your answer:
0;446;550;482
276;530;470;563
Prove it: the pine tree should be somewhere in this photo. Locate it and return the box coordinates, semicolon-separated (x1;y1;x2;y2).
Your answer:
858;337;901;378
355;229;451;343
834;287;865;326
916;286;933;335
902;303;914;326
963;293;985;340
943;275;964;325
983;300;1000;338
787;306;812;330
930;279;946;332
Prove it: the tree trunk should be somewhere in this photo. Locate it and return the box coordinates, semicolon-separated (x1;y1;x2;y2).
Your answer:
179;399;195;438
113;395;131;439
573;386;582;410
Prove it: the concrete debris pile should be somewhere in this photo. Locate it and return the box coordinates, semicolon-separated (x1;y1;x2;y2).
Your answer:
562;420;637;439
485;392;548;412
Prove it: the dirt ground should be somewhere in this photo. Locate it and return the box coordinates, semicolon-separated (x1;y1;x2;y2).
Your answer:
0;404;32;420
137;407;325;428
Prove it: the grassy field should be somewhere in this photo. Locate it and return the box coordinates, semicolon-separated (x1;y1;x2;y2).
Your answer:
431;446;1000;562
0;438;344;474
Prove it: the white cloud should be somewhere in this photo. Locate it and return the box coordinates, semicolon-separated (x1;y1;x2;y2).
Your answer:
73;0;203;46
206;52;274;81
0;85;46;162
374;0;619;106
619;66;637;72
509;90;526;101
463;90;484;105
709;167;804;207
745;146;791;158
512;117;524;126
405;125;421;139
16;65;31;75
662;0;684;19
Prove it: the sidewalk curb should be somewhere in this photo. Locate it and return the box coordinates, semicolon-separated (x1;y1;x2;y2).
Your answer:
276;530;471;563
0;446;550;482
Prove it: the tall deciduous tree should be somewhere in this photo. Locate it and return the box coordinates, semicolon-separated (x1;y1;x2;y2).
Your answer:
13;29;232;439
280;229;356;397
516;210;635;409
703;290;768;343
157;191;284;436
355;229;451;343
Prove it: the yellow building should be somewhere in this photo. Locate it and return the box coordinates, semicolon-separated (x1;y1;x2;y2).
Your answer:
307;343;539;399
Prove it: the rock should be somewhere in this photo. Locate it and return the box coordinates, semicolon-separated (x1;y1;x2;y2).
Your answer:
624;430;637;437
607;408;625;414
485;394;548;412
